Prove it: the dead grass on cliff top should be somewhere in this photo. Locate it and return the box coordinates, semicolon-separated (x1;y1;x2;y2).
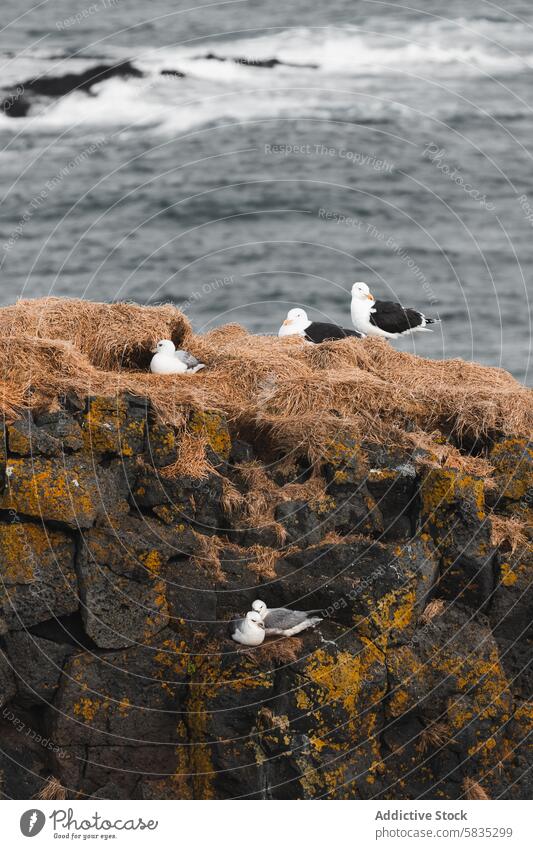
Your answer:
0;299;530;468
490;514;529;554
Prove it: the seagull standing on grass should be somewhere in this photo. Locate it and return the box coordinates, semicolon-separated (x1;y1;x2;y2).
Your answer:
229;611;266;646
252;599;323;636
279;308;364;343
350;282;440;339
150;339;206;374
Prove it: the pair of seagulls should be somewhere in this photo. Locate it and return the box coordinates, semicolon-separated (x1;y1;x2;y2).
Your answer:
230;599;323;646
279;281;440;343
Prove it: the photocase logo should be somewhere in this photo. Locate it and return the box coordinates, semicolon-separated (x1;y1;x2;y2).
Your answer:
20;809;46;837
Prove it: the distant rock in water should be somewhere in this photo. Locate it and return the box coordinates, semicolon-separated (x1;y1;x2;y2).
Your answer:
1;89;29;118
1;61;143;118
200;52;319;70
160;68;187;78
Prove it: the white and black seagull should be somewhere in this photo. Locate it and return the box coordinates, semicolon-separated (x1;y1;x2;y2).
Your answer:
279;307;364;343
351;282;440;339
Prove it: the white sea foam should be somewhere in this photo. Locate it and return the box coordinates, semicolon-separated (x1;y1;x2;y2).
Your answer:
1;18;530;134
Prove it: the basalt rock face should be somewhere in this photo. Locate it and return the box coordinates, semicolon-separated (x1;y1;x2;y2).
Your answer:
0;396;530;800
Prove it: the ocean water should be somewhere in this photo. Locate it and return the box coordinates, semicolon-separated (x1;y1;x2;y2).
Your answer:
0;0;531;383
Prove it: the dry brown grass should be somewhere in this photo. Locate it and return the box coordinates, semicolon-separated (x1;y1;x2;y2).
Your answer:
0;299;530;479
36;775;67;800
244;544;281;578
463;777;490;800
255;637;303;664
490;514;529;554
221;477;245;516
418;721;450;753
420;598;446;624
233;461;287;541
190;532;226;581
159;429;211;479
0;297;190;371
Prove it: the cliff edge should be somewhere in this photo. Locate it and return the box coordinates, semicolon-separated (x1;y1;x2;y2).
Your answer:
0;298;531;800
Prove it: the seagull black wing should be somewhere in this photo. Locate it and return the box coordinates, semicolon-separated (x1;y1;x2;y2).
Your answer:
370;300;426;334
304;322;363;343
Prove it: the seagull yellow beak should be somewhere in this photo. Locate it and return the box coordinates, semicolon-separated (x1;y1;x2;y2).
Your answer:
283;319;292;326
367;293;374;300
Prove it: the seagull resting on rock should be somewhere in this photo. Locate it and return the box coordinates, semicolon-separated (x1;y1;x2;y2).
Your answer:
252;599;323;636
229;610;266;646
150;339;206;374
279;308;364;343
351;281;440;339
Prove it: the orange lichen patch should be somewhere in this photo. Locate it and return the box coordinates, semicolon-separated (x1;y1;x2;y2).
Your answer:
139;549;163;575
0;522;61;583
73;696;105;723
145;421;177;465
177;649;274;799
8;425;34;455
421;467;486;523
0;457;100;527
321;435;368;483
490;438;533;502
117;697;132;716
299;640;385;716
291;638;386;799
153;637;191;685
188;411;231;460
356;584;417;650
386;646;426;717
499;562;519;586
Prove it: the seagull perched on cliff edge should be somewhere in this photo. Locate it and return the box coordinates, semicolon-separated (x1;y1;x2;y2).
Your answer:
252;599;323;636
229;610;266;646
150;339;206;374
350;282;440;339
279;308;364;343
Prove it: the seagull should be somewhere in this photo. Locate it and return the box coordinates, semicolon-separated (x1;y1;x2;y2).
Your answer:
150;339;206;374
351;282;440;339
229;610;266;646
279;308;364;343
251;599;323;636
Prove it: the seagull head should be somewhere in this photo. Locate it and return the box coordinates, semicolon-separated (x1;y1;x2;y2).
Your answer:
246;611;265;629
252;599;267;617
352;281;375;302
282;307;309;328
151;339;176;354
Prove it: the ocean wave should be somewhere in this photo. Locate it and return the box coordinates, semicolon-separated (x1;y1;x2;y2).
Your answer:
1;17;531;132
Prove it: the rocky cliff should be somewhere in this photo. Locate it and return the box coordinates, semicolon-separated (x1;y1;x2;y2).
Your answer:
0;299;531;800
